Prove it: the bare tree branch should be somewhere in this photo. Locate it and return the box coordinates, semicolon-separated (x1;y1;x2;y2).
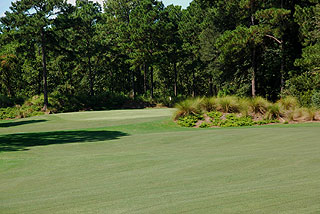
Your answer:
266;34;282;44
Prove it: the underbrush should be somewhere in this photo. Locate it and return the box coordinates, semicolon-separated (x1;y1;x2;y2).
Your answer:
0;95;45;120
174;96;320;128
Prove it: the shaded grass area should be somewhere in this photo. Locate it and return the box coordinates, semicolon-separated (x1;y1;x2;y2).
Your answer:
1;108;320;213
0;130;128;152
0;119;47;128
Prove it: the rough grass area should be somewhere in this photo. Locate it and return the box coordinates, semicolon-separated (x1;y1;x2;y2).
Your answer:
1;108;320;213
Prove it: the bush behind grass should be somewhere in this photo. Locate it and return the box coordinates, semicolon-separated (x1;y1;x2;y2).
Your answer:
0;95;45;120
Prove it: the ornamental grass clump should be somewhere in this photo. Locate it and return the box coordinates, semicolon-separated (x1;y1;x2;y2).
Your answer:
277;96;299;111
200;97;217;112
174;97;203;120
265;103;281;120
249;96;271;114
174;95;320;128
216;96;240;113
301;107;317;121
238;98;251;116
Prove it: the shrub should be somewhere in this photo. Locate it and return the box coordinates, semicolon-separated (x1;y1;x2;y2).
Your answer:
312;90;320;109
284;72;320;107
154;95;186;107
216;96;240;113
249;96;271;114
0;94;14;108
174;97;203;120
207;111;223;126
199;122;211;128
221;114;254;127
254;119;280;125
177;115;200;127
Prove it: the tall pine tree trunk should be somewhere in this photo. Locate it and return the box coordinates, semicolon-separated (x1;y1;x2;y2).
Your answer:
209;76;213;96
251;47;256;97
150;65;154;99
38;48;42;95
251;11;256;97
144;63;147;94
280;42;285;94
131;69;135;99
280;0;285;95
174;62;177;97
41;28;49;111
192;70;196;97
88;55;94;96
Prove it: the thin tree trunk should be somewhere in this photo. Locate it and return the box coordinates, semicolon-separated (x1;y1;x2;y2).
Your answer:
132;69;135;99
38;48;42;95
251;47;256;97
174;62;177;97
150;65;154;99
192;70;195;97
144;63;147;94
4;71;14;97
41;28;49;111
280;42;285;94
280;0;285;95
88;56;94;96
209;76;213;96
251;11;256;97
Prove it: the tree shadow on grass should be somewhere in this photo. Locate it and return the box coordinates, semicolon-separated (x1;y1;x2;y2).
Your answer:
0;130;128;152
0;120;47;128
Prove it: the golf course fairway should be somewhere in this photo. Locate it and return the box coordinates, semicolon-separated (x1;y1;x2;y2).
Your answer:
1;108;320;213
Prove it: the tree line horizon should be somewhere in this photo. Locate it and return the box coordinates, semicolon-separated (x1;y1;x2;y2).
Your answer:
0;0;319;110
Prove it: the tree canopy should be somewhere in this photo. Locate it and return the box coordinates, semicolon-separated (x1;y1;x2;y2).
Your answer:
0;0;319;110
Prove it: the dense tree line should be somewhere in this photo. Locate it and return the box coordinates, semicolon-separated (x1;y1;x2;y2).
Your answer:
0;0;319;111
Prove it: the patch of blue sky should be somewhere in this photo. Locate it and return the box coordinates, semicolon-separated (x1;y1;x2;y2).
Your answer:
1;0;192;17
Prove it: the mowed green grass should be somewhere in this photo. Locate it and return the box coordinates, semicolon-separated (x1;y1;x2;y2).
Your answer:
1;108;320;213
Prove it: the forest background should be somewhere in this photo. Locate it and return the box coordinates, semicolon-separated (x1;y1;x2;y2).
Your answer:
0;0;320;115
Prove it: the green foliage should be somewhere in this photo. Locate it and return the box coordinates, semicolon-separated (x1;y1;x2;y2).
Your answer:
254;119;280;125
0;95;45;120
0;0;319;113
312;90;320;108
177;115;199;127
153;95;187;108
0;94;14;108
207;111;223;120
218;114;254;127
50;91;130;112
199;122;211;128
284;72;320;107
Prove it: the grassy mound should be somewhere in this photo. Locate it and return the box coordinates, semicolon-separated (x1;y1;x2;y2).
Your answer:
174;96;320;128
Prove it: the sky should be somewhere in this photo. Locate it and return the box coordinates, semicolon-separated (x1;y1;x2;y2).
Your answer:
0;0;192;17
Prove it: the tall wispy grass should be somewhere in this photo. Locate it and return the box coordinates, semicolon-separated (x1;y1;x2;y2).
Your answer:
216;96;240;113
174;95;320;123
174;97;203;120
